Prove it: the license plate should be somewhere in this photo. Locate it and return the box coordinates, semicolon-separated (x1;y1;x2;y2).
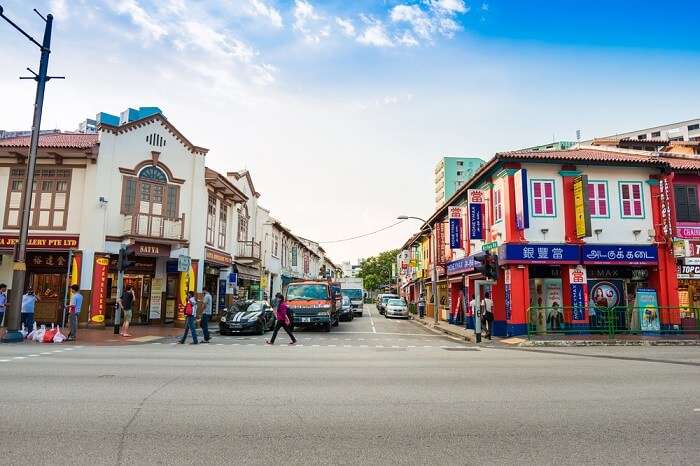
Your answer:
302;317;310;323
232;324;242;329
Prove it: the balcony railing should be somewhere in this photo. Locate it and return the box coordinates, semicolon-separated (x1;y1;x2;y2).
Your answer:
237;240;261;261
122;212;185;241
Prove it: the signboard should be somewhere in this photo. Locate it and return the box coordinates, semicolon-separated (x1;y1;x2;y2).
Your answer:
129;242;171;257
149;278;164;319
446;256;476;275
176;260;198;321
677;226;700;239
504;283;512;321
89;254;110;324
435;222;447;265
391;262;397;279
573;175;592;239
677;264;700;278
468;190;484;240
0;234;79;250
498;244;580;264
228;272;238;284
177;255;191;272
687;241;700;257
569;265;588;321
205;247;233;266
685;257;700;266
659;177;675;240
673;239;687;258
582;245;657;265
449;206;464;249
482;241;498;252
514;169;529;230
636;288;660;332
589;280;624;308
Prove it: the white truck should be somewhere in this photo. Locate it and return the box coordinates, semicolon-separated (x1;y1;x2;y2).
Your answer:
338;277;365;317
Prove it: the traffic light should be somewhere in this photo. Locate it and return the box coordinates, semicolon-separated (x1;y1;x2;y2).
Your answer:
117;246;134;272
473;251;499;281
486;253;499;281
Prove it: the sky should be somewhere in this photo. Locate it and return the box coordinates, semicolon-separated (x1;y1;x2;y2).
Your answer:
1;0;699;264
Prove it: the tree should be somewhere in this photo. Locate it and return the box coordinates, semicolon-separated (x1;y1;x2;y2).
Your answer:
358;248;399;292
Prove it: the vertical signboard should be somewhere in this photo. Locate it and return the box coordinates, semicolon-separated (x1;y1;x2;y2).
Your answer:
568;265;587;322
514;169;530;230
177;260;198;322
468;189;484;240
636;289;660;333
659;177;674;242
504;269;512;322
435;222;447;265
448;206;465;249
573;175;592;239
149;278;164;320
89;254;110;324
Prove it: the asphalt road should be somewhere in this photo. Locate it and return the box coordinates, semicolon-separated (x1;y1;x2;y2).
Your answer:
1;306;699;465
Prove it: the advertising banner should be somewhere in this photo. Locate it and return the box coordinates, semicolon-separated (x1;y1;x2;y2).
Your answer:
514;169;529;230
544;279;564;330
499;244;580;264
449;206;464;249
636;288;660;332
149;278;164;320
589;279;624;309
573;175;592;239
582;245;657;265
569;266;588;321
468;190;484;240
659;177;675;240
176;260;198;321
89;254;110;324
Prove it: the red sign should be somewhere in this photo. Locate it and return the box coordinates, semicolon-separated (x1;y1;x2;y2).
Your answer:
0;235;79;250
90;254;110;324
435;222;447;265
129;242;171;257
205;247;233;266
678;226;700;239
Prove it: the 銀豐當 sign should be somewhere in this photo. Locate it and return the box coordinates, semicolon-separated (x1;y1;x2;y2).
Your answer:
498;244;580;264
582;245;658;265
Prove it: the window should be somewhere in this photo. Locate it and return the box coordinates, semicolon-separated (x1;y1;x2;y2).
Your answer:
238;206;249;241
121;167;179;220
637;134;647;140
688;124;700;131
218;204;227;249
619;182;645;218
273;233;279;257
493;188;503;222
587;181;609;217
674;185;700;222
456;171;463;176
139;166;167;182
206;196;216;245
5;167;72;230
531;180;556;217
651;131;661;138
456;161;463;166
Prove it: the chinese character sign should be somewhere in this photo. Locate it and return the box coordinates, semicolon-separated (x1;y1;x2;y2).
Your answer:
448;206;464;249
468;190;484;240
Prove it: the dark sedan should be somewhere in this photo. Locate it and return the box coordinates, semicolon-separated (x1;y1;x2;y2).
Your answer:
219;300;275;335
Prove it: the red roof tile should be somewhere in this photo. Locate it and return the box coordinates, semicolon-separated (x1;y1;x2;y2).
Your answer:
659;155;700;171
498;148;664;165
0;133;98;150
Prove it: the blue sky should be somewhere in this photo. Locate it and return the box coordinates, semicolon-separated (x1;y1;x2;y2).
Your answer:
2;1;699;262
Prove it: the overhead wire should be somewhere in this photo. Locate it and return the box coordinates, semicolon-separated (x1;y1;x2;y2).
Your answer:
317;220;407;244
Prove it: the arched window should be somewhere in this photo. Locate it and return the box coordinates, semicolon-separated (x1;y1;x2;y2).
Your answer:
139;166;167;182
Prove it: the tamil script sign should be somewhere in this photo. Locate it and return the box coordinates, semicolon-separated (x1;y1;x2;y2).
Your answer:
582;245;658;265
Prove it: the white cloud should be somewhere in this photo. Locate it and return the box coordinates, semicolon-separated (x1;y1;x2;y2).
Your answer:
293;0;329;43
357;20;394;48
248;0;283;28
481;3;489;12
396;31;419;47
110;0;168;41
427;0;469;14
390;5;433;40
335;17;356;37
50;0;69;18
387;1;468;45
180;21;256;63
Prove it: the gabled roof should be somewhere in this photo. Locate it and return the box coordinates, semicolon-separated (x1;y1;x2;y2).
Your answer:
205;167;248;203
98;113;208;155
0;132;98;150
227;170;261;198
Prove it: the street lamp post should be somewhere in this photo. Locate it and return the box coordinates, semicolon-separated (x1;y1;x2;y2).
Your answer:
1;5;63;342
398;216;439;324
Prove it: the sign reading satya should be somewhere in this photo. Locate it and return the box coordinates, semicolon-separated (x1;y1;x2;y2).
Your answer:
0;235;79;250
573;175;592;239
129;242;171;257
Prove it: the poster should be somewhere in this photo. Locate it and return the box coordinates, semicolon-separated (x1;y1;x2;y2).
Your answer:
530;279;546;333
544;279;564;330
89;254;110;324
588;280;624;309
176;260;198;321
149;278;164;319
505;284;511;321
636;288;660;332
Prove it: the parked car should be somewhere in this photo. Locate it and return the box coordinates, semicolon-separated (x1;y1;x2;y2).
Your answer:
286;280;339;332
339;295;354;322
219;300;276;335
384;298;409;319
377;294;399;315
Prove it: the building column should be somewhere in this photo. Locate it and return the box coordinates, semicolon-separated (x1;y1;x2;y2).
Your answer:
506;266;530;336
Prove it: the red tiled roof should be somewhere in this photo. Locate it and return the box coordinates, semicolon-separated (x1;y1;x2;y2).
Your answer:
0;133;98;150
497;148;665;165
659;155;700;171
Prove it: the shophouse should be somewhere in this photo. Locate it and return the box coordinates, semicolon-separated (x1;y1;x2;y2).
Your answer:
420;147;680;336
227;170;262;299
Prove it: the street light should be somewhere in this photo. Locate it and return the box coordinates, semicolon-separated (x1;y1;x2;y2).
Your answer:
398;216;439;324
1;5;63;342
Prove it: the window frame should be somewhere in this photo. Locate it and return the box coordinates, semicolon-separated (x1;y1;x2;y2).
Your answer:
674;184;700;223
493;187;503;223
529;179;557;218
120;176;180;219
238;206;249;242
218;202;228;249
618;181;646;219
587;180;610;219
206;195;216;246
4;167;72;231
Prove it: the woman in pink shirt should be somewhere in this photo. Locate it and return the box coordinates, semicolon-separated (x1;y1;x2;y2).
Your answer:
266;293;297;345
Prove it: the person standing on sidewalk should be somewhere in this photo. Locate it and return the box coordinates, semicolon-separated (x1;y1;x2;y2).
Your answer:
417;293;426;319
0;283;8;327
21;289;40;332
266;293;296;345
179;291;199;345
118;284;135;337
67;284;83;341
481;292;494;340
200;287;213;343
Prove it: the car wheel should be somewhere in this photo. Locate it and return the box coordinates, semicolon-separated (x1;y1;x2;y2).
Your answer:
332;318;339;327
324;322;332;332
257;322;265;335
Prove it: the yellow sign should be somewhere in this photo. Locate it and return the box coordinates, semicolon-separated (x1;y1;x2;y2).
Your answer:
573;175;591;239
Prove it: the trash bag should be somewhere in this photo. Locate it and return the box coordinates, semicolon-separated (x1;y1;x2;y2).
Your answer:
33;325;46;342
42;327;58;343
53;326;66;343
26;322;38;341
20;324;28;339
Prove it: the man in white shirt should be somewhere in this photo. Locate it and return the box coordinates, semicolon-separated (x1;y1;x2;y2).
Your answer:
481;292;494;340
200;287;213;343
0;283;7;327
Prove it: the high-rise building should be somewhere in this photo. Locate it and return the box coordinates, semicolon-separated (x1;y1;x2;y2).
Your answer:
434;157;484;206
586;118;700;143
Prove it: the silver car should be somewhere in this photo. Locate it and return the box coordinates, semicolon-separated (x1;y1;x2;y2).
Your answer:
384;298;409;319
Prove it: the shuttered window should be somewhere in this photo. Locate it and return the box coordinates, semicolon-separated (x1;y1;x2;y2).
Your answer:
674;184;700;222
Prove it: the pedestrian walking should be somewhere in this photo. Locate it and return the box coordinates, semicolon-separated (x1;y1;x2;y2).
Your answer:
21;289;40;332
266;292;296;345
67;284;83;341
200;287;213;343
0;283;7;327
118;284;135;337
481;292;494;340
179;291;199;344
417;292;426;319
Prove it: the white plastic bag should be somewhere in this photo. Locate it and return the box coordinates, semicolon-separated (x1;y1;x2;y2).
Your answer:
34;324;46;342
53;325;66;343
26;322;38;341
20;324;28;339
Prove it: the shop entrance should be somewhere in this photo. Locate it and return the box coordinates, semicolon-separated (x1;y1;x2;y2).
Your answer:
26;252;70;325
587;267;651;332
473;279;494;340
123;275;152;325
528;266;563;334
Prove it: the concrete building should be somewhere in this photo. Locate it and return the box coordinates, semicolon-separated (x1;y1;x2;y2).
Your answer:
517;141;576;152
434;157;484;207
588;118;700;143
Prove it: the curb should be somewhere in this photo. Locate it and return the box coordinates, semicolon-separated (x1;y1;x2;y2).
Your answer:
519;339;700;347
410;317;476;343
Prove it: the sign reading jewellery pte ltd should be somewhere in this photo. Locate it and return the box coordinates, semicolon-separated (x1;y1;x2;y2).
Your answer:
498;244;580;264
582;245;658;265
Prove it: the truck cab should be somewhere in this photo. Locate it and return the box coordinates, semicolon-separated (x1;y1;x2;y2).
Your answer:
285;280;339;332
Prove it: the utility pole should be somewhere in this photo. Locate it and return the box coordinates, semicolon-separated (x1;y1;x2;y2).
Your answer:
1;5;64;343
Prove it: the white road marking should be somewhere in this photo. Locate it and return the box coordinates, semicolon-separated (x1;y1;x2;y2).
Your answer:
296;344;304;347
366;308;377;334
360;345;368;348
40;352;52;355
0;359;10;362
216;343;224;346
28;354;39;357
391;345;400;348
233;343;240;346
64;348;75;350
694;408;700;412
51;350;63;353
343;345;351;348
423;345;432;348
312;344;320;347
328;345;336;347
13;356;26;360
407;345;416;348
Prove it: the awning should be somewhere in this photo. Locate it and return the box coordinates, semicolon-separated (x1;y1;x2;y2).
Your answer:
233;263;260;281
